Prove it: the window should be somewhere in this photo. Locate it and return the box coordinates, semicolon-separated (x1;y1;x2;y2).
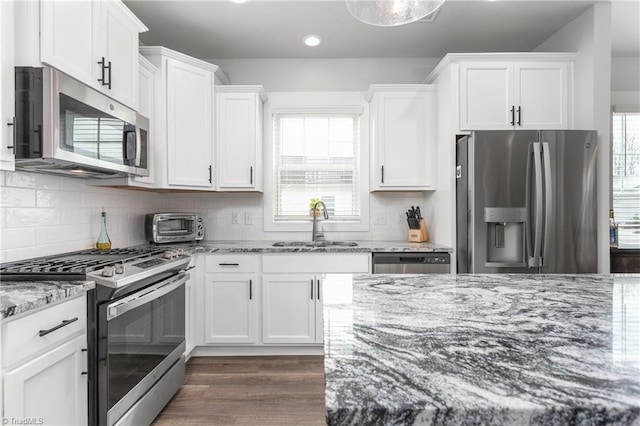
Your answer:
612;110;640;247
273;113;360;221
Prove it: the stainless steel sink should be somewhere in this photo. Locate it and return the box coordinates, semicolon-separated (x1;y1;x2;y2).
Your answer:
272;241;358;247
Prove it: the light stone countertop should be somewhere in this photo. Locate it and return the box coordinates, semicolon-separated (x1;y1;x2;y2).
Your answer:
323;273;640;425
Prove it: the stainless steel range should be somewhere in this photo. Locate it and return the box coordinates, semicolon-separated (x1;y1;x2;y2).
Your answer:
0;247;190;426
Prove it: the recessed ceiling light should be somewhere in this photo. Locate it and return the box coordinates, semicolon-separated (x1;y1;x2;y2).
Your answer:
230;0;248;4
303;35;322;47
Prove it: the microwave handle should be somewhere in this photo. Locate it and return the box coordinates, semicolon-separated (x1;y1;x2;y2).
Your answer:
123;125;136;166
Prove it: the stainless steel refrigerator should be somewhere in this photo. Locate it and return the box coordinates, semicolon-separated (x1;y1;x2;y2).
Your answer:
456;130;598;274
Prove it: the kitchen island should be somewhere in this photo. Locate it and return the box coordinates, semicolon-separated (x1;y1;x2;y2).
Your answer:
323;274;640;425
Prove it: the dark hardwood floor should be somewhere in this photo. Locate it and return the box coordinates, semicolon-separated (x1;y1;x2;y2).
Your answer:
152;356;327;425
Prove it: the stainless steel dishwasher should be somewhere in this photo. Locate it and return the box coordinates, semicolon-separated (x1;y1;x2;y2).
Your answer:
372;252;450;274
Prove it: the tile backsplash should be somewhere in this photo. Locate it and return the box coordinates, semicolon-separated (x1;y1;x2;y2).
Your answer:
0;170;429;262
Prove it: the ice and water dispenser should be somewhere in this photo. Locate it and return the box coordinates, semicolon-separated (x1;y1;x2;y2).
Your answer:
484;207;527;267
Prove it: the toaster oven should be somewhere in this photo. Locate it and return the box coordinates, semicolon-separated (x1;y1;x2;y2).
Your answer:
145;213;204;243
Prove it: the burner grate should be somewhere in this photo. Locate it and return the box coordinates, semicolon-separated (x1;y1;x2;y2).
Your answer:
0;247;167;276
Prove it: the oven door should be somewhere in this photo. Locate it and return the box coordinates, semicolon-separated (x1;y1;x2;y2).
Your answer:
97;273;187;426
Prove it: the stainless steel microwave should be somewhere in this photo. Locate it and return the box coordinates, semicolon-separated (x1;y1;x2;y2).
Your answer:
13;66;149;178
145;213;205;244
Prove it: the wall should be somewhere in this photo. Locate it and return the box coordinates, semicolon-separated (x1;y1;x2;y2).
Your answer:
0;171;165;262
611;57;640;92
0;170;429;262
208;58;440;92
535;4;612;273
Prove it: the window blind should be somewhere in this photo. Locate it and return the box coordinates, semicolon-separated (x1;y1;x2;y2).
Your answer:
273;113;360;221
612;112;640;247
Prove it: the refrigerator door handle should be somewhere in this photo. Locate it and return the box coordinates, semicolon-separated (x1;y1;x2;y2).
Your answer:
541;142;552;266
528;142;543;268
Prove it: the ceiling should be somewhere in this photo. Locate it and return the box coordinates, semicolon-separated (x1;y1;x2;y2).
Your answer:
124;0;639;60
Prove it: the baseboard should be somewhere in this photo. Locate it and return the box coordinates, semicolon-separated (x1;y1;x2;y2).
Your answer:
190;345;324;356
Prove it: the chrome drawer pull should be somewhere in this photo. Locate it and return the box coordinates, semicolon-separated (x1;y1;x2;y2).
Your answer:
39;317;78;337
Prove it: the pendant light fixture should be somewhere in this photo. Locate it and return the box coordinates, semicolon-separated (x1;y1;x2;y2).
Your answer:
346;0;446;27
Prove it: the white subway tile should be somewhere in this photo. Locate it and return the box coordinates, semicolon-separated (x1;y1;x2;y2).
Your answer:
38;189;85;208
0;187;37;208
5;171;63;190
36;223;93;245
0;228;36;250
5;208;61;228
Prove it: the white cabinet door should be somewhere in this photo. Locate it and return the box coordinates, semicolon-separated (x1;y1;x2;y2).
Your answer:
370;87;436;190
99;0;140;108
513;62;568;129
166;58;214;188
262;274;316;344
459;62;513;130
205;274;257;344
40;0;96;90
1;0;15;171
216;90;263;190
3;335;88;425
315;276;324;344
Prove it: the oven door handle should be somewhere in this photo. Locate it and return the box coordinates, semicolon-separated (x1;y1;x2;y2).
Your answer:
107;273;188;321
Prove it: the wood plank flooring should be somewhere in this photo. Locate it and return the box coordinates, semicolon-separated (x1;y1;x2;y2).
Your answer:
152;356;327;425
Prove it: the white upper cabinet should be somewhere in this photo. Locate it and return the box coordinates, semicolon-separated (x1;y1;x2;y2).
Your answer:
40;0;96;87
368;84;437;191
140;46;230;191
216;86;266;191
458;57;572;130
1;0;15;171
166;58;214;187
39;0;147;109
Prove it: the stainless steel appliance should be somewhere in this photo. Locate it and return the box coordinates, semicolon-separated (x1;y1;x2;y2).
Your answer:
456;130;598;273
13;66;149;178
0;247;190;426
145;213;205;243
372;252;450;274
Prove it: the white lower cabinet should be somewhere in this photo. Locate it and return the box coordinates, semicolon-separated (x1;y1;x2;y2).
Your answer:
3;335;87;425
262;274;320;344
1;295;88;425
205;274;258;344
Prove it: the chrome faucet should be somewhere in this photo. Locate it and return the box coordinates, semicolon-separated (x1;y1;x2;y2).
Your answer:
311;201;329;242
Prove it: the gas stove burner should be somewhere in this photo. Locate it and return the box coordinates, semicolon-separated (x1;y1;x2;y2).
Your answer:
0;246;180;280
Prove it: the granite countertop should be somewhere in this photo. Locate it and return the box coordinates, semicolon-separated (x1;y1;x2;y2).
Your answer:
177;240;453;254
323;274;640;425
0;280;95;321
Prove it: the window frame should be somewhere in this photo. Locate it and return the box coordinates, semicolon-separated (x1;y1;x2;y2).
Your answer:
611;104;640;248
263;92;370;232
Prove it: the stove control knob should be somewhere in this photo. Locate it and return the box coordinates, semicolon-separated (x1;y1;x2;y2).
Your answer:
164;250;176;259
115;264;125;275
102;266;115;277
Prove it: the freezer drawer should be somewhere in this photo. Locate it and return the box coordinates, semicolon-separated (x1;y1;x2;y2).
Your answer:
372;253;450;274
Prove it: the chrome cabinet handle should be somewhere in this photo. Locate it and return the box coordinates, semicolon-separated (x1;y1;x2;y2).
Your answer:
218;263;239;266
510;106;515;126
310;279;314;300
249;279;253;300
381;165;384;184
250;166;253;185
39;317;78;337
106;60;112;89
208;165;213;183
316;279;320;300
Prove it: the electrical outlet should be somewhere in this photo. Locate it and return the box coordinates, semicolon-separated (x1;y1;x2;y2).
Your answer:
231;212;240;225
244;211;253;225
397;213;406;225
373;212;386;225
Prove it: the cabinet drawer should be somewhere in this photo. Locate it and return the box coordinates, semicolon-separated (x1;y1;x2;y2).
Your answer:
262;254;370;273
2;296;87;368
206;255;257;273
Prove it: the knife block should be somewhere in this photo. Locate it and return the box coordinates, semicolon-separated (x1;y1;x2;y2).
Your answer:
408;219;429;242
